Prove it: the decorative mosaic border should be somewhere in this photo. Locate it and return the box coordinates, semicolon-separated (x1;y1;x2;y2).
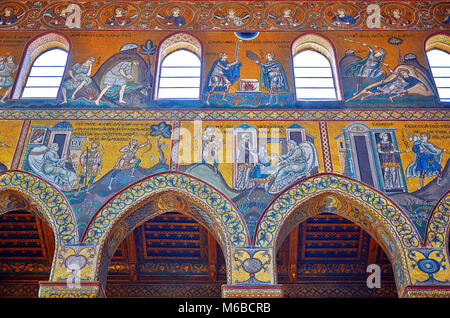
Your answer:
0;171;78;245
82;172;250;247
1;1;449;32
0;109;448;121
254;173;421;248
221;284;284;298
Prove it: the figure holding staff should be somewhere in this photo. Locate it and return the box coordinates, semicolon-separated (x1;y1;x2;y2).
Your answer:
204;41;242;105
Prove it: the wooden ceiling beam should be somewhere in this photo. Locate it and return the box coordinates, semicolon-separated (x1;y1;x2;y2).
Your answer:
124;232;138;282
207;231;217;282
288;226;299;282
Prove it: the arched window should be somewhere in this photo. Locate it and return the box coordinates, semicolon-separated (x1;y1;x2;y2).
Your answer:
425;34;450;102
155;33;202;100
292;34;342;101
10;32;70;100
21;48;68;99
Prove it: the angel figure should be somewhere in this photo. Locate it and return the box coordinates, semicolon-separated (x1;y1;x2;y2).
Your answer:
270;8;300;28
214;8;249;27
105;7;136;26
157;7;186;27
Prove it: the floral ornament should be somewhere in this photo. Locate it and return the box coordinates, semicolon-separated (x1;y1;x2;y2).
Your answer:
150;121;172;138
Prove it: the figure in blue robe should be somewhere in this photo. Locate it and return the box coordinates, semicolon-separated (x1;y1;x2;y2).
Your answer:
405;133;447;189
0;7;17;25
158;7;186;27
257;52;289;104
331;9;358;26
204;52;241;105
442;8;450;24
342;45;387;95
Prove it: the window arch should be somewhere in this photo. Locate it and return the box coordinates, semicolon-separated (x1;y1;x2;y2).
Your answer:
291;34;342;101
425;34;450;102
11;32;70;100
155;33;202;100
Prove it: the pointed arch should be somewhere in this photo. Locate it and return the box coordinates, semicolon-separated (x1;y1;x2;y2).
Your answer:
82;171;249;246
0;170;78;245
81;172;249;284
424;33;450;102
255;173;420;248
10;31;71;100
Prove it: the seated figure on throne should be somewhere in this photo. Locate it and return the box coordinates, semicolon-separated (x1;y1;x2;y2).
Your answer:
28;143;78;191
235;139;319;196
267;139;319;194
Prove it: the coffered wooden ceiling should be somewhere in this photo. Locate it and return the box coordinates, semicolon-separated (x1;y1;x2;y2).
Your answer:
0;209;396;298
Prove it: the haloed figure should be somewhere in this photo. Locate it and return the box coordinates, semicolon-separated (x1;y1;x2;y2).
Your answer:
277;8;300;28
159;7;186;26
61;56;96;103
0;7;17;25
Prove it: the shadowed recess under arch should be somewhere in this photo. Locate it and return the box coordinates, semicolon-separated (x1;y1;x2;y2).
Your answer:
0;170;78;245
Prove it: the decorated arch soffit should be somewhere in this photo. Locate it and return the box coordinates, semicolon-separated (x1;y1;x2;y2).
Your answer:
255;173;422;250
82;172;250;250
0;170;78;244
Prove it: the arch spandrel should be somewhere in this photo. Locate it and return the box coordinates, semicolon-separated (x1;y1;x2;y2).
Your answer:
0;170;78;245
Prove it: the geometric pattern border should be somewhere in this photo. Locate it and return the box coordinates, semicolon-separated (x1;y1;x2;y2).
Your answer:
0;109;448;121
